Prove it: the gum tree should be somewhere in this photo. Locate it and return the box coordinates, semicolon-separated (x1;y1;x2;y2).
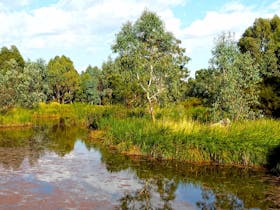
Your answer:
112;10;189;121
47;55;79;103
238;15;280;117
210;33;261;121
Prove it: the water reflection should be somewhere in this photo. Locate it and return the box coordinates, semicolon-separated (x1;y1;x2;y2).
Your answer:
0;125;279;209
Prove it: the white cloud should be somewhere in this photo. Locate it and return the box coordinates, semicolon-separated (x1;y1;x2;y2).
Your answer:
0;0;279;73
180;1;280;72
0;0;187;71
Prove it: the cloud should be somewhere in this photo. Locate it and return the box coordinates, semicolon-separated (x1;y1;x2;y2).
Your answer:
0;0;279;73
180;1;280;72
0;0;187;71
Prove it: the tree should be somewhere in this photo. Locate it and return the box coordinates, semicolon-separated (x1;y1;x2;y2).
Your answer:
238;15;280;117
0;45;25;72
112;10;189;121
47;55;79;104
186;68;217;106
210;33;261;121
16;60;49;108
78;65;102;104
100;57;144;106
0;60;19;111
0;59;48;111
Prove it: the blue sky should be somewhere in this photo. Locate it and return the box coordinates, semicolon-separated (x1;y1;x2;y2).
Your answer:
0;0;279;76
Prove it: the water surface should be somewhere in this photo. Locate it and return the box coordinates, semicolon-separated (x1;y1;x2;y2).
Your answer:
0;125;279;209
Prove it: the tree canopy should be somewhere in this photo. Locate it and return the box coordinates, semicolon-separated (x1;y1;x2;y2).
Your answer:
78;65;102;104
0;12;279;122
112;10;189;120
238;15;280;117
210;33;261;121
47;55;79;104
0;45;25;72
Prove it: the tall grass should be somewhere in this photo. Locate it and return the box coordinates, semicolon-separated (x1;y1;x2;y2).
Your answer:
1;103;279;171
98;115;280;168
0;107;33;126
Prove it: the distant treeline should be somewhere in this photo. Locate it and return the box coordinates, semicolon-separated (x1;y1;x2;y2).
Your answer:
0;11;279;120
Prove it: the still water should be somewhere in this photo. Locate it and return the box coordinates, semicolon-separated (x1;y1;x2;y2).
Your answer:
0;125;279;209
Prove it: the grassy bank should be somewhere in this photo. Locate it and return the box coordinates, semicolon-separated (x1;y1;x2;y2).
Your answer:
97;117;280;167
1;103;279;173
0;102;110;127
89;106;280;173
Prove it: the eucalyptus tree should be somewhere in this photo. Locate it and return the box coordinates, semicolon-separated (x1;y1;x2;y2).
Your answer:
0;45;25;72
78;65;102;104
112;10;189;121
238;15;280;117
0;59;48;111
17;60;49;108
0;60;19;111
186;68;218;106
0;46;25;110
210;33;261;121
47;55;79;103
100;57;145;106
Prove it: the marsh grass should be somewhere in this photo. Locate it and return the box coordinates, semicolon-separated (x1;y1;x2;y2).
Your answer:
1;103;279;170
99;115;280;168
0;107;33;126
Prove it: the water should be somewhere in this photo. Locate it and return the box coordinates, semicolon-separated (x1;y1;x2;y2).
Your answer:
0;125;279;209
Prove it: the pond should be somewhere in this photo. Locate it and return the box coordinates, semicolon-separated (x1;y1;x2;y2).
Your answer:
0;125;279;209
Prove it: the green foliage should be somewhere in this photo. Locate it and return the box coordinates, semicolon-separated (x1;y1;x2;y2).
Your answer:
0;58;49;111
0;103;279;172
98;111;280;168
99;57;143;106
238;15;280;117
78;65;102;104
0;107;33;125
0;45;25;72
112;10;189;120
209;33;261;121
186;69;218;106
17;60;49;108
0;46;26;111
47;55;79;104
0;60;19;111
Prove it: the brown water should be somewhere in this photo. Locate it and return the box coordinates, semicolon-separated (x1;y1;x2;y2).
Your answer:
0;125;279;209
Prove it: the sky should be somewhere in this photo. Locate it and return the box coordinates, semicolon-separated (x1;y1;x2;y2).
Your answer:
0;0;279;76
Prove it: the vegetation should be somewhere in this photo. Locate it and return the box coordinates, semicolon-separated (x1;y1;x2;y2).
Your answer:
0;11;280;173
86;141;280;209
0;126;279;209
238;15;280;118
209;33;261;121
0;13;279;120
91;106;280;169
47;55;79;103
112;10;189;121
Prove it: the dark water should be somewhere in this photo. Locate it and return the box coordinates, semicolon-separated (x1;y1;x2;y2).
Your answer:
0;125;279;209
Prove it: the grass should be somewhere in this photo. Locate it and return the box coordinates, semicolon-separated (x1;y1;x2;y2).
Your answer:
97;115;280;169
0;102;111;127
0;102;279;172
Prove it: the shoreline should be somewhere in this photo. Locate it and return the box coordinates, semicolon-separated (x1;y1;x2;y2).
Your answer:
88;130;267;172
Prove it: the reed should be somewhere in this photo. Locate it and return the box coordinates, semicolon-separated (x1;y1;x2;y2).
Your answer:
98;116;280;169
1;103;279;171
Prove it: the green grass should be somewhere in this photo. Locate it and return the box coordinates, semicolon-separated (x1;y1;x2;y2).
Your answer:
1;103;279;172
0;107;34;126
0;102;109;127
98;115;280;169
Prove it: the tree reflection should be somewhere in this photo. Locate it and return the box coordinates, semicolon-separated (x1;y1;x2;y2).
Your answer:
0;127;278;209
0;121;86;170
119;178;177;210
0;128;45;169
86;141;280;210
